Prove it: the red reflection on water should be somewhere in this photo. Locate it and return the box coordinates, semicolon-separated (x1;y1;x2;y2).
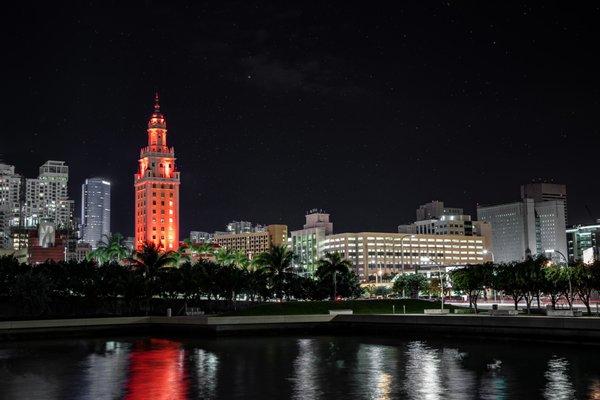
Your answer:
125;338;188;400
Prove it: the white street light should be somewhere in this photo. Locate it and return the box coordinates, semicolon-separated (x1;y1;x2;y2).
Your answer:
421;256;445;311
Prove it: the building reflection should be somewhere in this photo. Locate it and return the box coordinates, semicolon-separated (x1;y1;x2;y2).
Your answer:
124;338;188;400
81;341;130;399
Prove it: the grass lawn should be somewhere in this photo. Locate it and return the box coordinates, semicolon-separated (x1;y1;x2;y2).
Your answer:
222;299;457;316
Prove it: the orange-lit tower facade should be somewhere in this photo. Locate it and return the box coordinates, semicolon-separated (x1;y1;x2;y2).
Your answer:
134;94;180;250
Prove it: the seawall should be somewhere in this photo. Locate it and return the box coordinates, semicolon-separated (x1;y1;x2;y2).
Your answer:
2;314;600;343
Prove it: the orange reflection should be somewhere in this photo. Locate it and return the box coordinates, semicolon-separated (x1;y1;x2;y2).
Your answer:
125;338;188;400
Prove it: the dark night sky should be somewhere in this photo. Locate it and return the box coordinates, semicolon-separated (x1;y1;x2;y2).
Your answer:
3;2;600;236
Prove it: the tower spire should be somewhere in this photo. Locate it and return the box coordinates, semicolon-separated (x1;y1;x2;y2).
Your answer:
154;92;160;112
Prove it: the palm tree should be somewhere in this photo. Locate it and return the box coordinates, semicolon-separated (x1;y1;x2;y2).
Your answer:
129;242;177;313
253;245;295;300
316;252;352;301
89;233;130;265
213;247;238;266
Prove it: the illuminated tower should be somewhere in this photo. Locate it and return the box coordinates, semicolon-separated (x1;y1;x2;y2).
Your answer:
134;94;180;250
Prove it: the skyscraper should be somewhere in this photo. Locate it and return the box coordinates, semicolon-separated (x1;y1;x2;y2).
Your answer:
477;198;567;263
25;161;73;229
0;163;21;248
134;94;180;250
521;182;567;224
81;178;111;249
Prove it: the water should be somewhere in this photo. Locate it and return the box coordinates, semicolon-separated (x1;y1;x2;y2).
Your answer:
0;335;598;399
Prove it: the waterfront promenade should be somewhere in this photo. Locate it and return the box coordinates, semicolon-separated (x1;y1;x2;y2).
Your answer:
2;314;600;343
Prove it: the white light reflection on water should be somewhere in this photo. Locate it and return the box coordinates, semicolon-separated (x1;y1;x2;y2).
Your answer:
544;357;575;400
290;338;323;400
354;344;396;400
81;341;130;399
194;348;219;399
404;341;443;400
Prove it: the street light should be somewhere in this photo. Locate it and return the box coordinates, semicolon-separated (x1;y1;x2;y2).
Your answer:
545;249;572;310
421;256;445;311
482;249;497;302
483;249;495;262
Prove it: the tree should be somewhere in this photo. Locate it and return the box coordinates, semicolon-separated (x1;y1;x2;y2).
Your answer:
572;261;600;315
541;263;568;309
129;242;177;312
450;263;493;313
517;256;546;313
253;245;295;300
315;252;353;300
392;273;428;299
494;263;525;310
89;233;130;265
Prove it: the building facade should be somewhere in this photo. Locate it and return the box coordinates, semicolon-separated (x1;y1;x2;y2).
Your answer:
0;164;21;248
134;94;180;250
225;221;265;234
190;231;213;243
566;224;600;263
1;161;75;249
81;178;111;249
415;201;463;221
521;182;567;224
290;210;333;274
320;232;491;282
25;161;74;229
212;224;287;258
477;198;567;263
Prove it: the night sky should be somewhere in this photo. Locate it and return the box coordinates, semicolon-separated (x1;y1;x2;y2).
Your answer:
4;2;600;236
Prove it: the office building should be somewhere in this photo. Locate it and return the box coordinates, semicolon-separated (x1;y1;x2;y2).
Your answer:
477;198;567;263
566;224;600;263
134;94;181;250
521;182;567;224
290;210;333;274
213;224;287;258
416;201;463;221
320;232;491;282
81;178;111;249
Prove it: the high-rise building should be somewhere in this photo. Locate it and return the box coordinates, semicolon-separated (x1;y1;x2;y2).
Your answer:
290;210;333;274
320;232;491;282
415;201;463;221
0;163;21;248
213;224;287;258
23;161;74;230
134;94;181;250
566;223;600;263
81;178;111;249
521;183;567;224
477;198;567;263
1;161;74;249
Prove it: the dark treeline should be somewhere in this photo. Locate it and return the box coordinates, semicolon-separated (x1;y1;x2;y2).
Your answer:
451;256;600;314
0;240;362;319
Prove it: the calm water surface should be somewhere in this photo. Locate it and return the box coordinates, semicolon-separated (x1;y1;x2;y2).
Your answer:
0;335;598;399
